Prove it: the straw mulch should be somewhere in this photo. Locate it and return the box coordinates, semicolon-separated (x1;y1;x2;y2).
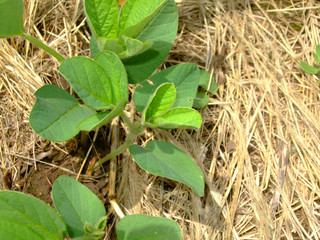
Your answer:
1;0;320;239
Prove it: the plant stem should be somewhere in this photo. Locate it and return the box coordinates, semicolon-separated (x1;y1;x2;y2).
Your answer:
92;132;135;169
92;112;145;170
21;32;65;62
121;111;135;132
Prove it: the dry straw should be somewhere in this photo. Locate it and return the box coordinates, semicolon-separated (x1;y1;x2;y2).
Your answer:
1;0;320;239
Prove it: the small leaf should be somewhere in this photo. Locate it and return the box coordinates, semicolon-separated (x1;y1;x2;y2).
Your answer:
78;98;125;131
95;216;107;231
193;92;210;108
97;35;152;59
117;214;181;240
0;0;25;37
148;107;202;129
300;61;320;75
52;176;106;238
0;191;66;240
143;83;175;122
84;0;119;38
199;70;218;93
134;63;200;112
118;0;168;37
123;0;178;84
130;140;205;196
29;85;96;142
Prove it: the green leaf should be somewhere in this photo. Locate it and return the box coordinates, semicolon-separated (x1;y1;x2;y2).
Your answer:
0;191;66;240
59;51;128;110
90;34;100;58
118;0;168;38
134;63;200;112
84;0;118;38
78;111;110;131
129;140;205;196
316;45;320;60
117;214;181;240
0;0;25;37
143;83;175;122
59;57;112;110
193;92;210;108
94;51;128;103
123;0;178;84
199;70;218;93
52;176;106;239
300;61;320;75
97;35;152;59
29;85;96;142
78;99;126;131
313;52;320;64
148;107;202;129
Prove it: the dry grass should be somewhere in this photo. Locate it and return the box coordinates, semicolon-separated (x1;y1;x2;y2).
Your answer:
1;0;320;239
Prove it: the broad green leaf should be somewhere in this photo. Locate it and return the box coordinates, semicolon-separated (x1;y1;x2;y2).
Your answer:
193;92;210;108
117;214;181;240
143;83;175;122
94;51;128;103
84;0;118;38
97;35;152;59
29;85;96;142
129;140;205;196
59;51;128;110
300;61;320;75
78;98;126;131
148;107;202;129
199;70;218;93
0;0;25;37
118;0;168;37
52;176;106;239
0;191;66;240
134;63;200;112
59;57;113;110
123;0;178;83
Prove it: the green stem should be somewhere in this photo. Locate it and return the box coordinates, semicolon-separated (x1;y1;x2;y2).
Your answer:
92;112;145;170
92;132;135;169
21;32;65;62
121;111;135;132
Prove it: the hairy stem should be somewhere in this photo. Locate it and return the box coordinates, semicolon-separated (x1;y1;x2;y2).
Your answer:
121;111;135;132
21;32;65;62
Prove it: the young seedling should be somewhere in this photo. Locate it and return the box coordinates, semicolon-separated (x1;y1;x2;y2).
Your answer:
0;0;218;238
